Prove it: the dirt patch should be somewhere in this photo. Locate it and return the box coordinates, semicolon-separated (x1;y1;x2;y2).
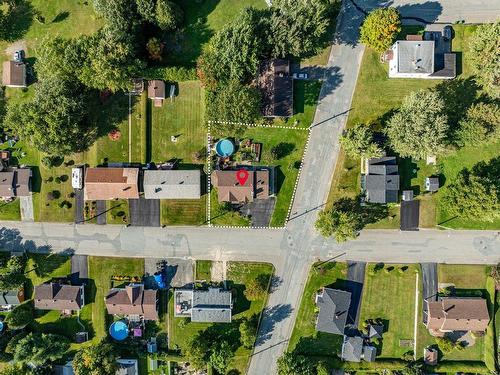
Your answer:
4;40;27;57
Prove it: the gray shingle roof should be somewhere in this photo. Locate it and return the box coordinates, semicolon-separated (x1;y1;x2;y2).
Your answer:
315;288;351;335
191;288;232;323
143;170;200;199
363;345;377;362
366;157;399;203
368;324;383;339
342;336;363;362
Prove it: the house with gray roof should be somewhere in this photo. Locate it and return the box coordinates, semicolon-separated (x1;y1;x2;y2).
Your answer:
315;287;351;335
341;336;363;362
367;324;383;340
143;170;200;200
363;345;377;362
174;287;232;323
365;156;399;204
0;289;24;310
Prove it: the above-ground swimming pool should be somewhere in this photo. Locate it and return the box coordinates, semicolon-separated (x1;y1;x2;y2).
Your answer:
215;139;235;157
109;320;128;341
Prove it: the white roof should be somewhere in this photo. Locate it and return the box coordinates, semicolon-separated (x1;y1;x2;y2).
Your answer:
143;170;201;199
394;40;434;74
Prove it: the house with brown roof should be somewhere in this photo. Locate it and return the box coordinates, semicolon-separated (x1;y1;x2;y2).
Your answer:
0;168;31;198
34;283;84;313
211;169;269;204
147;80;165;107
105;284;158;321
84;168;139;200
258;59;293;117
425;298;490;335
2;61;27;88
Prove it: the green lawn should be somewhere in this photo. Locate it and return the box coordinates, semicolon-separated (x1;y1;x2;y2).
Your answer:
359;264;418;359
195;260;212;281
88;256;145;339
169;262;273;373
326;25;499;229
280;80;322;128
106;199;130;225
288;262;347;358
168;0;267;66
0;198;21;220
417;265;491;362
161;197;207;226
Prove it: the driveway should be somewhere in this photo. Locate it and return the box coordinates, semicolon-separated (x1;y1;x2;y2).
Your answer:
345;261;366;329
421;263;438;324
96;200;106;225
20;195;34;222
239;197;276;227
129;198;160;227
70;255;88;285
144;258;193;288
74;189;84;224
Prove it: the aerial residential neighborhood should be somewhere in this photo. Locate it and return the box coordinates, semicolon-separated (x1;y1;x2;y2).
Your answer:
0;0;498;375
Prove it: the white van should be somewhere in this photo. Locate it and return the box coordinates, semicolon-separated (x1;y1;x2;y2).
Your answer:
71;167;83;189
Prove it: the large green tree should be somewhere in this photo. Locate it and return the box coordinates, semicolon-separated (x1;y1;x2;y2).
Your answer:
270;0;331;58
442;166;500;222
209;341;232;374
277;351;315;375
315;208;360;242
5;301;34;329
360;7;401;52
340;123;382;158
239;315;258;349
92;0;141;36
468;22;500;98
13;333;68;366
5;77;95;155
155;0;182;30
455;102;500;147
73;341;118;375
386;89;448;159
0;255;26;291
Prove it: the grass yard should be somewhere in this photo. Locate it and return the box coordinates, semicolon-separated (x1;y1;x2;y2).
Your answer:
417;265;491;362
0;198;21;220
325;25;499;230
195;260;212;281
106;199;130;225
359;264;418;359
168;0;267;66
161;197;207;226
25;254;72;296
280;80;322;128
150;81;205;164
88;256;145;340
288;262;347;357
168;261;273;374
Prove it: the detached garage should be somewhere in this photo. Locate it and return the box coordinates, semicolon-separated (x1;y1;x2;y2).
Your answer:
143;170;201;200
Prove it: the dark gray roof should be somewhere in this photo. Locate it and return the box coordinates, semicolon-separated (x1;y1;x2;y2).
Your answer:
366;157;399;204
192;288;232;323
363;345;377;362
259;59;293;117
1;290;22;306
425;177;439;192
400;200;420;231
315;288;351;335
116;359;138;375
368;324;383;339
342;336;363;362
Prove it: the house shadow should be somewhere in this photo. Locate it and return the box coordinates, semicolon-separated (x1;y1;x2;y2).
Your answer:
225;280;251;315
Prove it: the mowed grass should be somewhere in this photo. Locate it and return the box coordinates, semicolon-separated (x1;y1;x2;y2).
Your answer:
161;197;207;226
88;256;144;339
0;198;21;220
289;262;347;357
150;81;205;164
326;25;499;230
280;80;322;128
106;199;130;225
417;265;490;362
359;264;418;359
195;260;212;281
168;0;267;66
209;189;251;226
168;262;273;374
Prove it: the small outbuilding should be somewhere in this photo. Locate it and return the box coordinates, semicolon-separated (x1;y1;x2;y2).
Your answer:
424;347;438;366
2;61;27;88
147;80;165;107
425;177;439;192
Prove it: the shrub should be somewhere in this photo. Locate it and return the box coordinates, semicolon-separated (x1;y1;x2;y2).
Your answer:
244;274;269;300
143;66;197;82
41;155;63;168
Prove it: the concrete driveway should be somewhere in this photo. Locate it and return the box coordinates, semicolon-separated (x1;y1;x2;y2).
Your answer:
129;198;160;227
421;263;438;324
144;258;193;288
20;196;34;222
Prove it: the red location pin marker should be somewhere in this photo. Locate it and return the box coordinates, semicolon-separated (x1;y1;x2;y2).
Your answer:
236;169;249;185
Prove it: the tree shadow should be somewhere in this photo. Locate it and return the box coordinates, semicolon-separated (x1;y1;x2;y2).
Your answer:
225;280;251;315
52;11;69;23
254;303;292;346
394;1;443;24
271;142;295;160
0;0;34;42
91;92;134;139
30;253;72;279
318;66;344;101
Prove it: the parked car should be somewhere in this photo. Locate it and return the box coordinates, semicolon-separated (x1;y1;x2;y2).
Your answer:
293;72;309;80
71;167;83;189
443;26;452;41
13;50;23;62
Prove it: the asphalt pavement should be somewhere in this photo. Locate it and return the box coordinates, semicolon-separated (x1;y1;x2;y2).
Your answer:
421;262;438;324
346;261;366;328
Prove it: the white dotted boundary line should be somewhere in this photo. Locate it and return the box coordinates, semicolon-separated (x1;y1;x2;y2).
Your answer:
285;127;313;225
206;123;212;227
207;119;309;131
211;225;285;230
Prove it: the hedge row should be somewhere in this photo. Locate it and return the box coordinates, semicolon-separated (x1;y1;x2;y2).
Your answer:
143;66;197;82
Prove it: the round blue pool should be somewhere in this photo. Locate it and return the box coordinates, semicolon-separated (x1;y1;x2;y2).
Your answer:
109;320;128;341
215;139;235;157
0;321;4;332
